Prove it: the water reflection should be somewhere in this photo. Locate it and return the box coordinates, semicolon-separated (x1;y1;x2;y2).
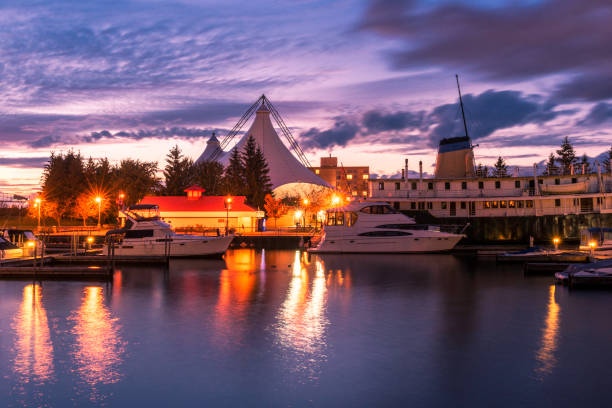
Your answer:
70;286;125;402
12;284;54;384
276;251;329;380
534;285;561;379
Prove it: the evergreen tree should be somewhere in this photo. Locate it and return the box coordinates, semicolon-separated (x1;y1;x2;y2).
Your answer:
544;153;559;176
223;147;246;196
556;136;577;175
112;159;160;206
579;154;592;175
242;135;273;208
41;150;87;225
493;156;508;177
192;161;225;195
476;163;488;178
603;145;612;174
163;145;193;195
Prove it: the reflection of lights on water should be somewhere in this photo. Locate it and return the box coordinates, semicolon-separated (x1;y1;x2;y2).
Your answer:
71;286;125;401
12;284;54;383
292;250;303;277
534;285;560;379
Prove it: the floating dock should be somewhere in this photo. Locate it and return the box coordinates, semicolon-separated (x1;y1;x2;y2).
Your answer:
0;265;111;280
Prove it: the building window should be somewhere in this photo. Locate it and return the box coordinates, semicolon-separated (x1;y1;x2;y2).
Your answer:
418;202;425;210
427;202;432;210
362;191;368;197
555;199;561;207
555;178;560;185
395;182;401;190
315;169;320;174
352;191;357;196
441;202;447;210
428;182;434;190
478;181;484;189
445;182;450;190
495;181;501;189
515;180;520;188
596;197;602;204
461;181;467;190
411;182;417;190
460;201;466;209
571;178;577;184
378;182;384;190
362;174;369;180
347;174;353;180
518;201;524;208
410;202;416;210
526;200;534;208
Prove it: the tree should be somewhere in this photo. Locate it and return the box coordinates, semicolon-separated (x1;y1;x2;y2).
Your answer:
112;159;160;206
242;135;273;208
41;150;87;225
603;145;612;174
556;136;577;175
475;163;488;178
579;154;591;175
544;153;559;176
264;194;287;229
223;147;246;196
493;156;508;177
74;193;99;226
192;161;224;195
163;145;193;195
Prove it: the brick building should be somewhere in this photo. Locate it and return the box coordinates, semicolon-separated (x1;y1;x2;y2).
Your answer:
309;157;369;198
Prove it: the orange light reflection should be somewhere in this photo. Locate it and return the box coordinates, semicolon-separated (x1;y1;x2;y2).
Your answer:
534;285;560;379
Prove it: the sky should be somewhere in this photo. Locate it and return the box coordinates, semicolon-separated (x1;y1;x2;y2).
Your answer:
0;0;611;193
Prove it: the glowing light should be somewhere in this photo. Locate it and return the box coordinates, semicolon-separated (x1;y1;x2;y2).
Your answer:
87;236;94;244
331;195;340;206
588;240;597;249
303;198;309;206
294;210;303;220
534;285;560;379
552;237;560;244
26;240;35;247
226;196;232;204
35;198;41;204
95;196;102;203
119;193;125;199
12;284;54;383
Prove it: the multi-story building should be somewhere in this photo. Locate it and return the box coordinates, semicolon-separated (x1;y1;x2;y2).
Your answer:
309;156;369;198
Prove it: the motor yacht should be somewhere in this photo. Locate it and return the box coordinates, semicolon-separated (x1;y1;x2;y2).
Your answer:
105;204;233;257
308;201;464;253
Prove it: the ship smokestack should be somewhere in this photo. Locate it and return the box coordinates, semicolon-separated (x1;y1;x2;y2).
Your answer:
419;161;423;181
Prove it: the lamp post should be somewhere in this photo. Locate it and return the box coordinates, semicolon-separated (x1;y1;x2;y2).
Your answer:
302;198;309;227
34;198;41;231
95;196;102;229
553;237;560;251
224;196;232;236
118;192;125;210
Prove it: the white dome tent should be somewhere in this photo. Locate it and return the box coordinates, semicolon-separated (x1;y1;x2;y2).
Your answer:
196;95;330;193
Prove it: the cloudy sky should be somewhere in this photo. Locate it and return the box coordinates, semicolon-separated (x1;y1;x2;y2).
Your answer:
0;0;611;192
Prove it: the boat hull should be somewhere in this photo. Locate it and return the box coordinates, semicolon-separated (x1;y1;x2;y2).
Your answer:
106;235;233;258
308;234;463;254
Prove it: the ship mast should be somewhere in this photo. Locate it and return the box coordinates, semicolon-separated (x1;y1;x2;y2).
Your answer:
455;74;469;139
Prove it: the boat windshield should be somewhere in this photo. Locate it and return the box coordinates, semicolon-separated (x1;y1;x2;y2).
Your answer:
360;205;398;214
326;211;358;227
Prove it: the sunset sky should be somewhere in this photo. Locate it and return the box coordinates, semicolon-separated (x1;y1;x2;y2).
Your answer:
1;0;611;193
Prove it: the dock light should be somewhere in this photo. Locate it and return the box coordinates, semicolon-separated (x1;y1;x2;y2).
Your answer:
87;236;94;244
553;237;560;250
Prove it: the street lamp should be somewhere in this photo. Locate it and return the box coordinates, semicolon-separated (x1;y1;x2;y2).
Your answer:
224;196;232;236
302;198;309;227
95;196;102;229
553;237;560;251
34;198;41;231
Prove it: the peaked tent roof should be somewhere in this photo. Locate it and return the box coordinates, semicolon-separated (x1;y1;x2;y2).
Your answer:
196;102;329;190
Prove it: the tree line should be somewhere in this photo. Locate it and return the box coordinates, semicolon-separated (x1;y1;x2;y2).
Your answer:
35;135;273;225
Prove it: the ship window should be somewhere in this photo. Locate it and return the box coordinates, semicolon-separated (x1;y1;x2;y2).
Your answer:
378;182;384;190
484;201;491;209
441;202;447;210
555;178;560;185
393;202;400;210
375;224;425;230
555;199;561;207
500;201;507;208
478;181;484;189
427;202;432;210
572;178;577;184
346;212;358;227
515;180;520;188
360;205;398;214
418;202;425;210
495;181;501;189
492;201;499;208
445;182;450;190
411;182;417;190
526;200;534;208
460;201;466;209
538;179;543;184
518;201;524;208
124;229;154;239
327;212;344;226
410;202;416;209
428;182;434;190
509;201;516;208
461;181;467;190
358;231;413;237
395;182;400;190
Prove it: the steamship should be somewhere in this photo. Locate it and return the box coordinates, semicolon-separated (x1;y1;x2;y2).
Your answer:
368;78;612;244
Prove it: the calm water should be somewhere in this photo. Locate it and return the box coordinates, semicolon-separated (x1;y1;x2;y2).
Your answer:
1;249;612;407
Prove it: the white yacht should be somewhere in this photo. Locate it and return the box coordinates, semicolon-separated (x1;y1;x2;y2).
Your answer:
105;205;233;257
308;201;464;253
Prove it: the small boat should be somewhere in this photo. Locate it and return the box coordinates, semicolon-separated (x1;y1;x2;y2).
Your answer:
0;236;23;260
540;180;589;194
0;228;41;257
308;201;464;253
579;227;612;255
555;259;612;287
105;205;233;258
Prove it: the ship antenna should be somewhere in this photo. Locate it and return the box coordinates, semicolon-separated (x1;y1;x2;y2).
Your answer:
456;74;470;140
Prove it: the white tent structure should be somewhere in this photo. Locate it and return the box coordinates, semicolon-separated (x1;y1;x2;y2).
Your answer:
196;95;329;191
